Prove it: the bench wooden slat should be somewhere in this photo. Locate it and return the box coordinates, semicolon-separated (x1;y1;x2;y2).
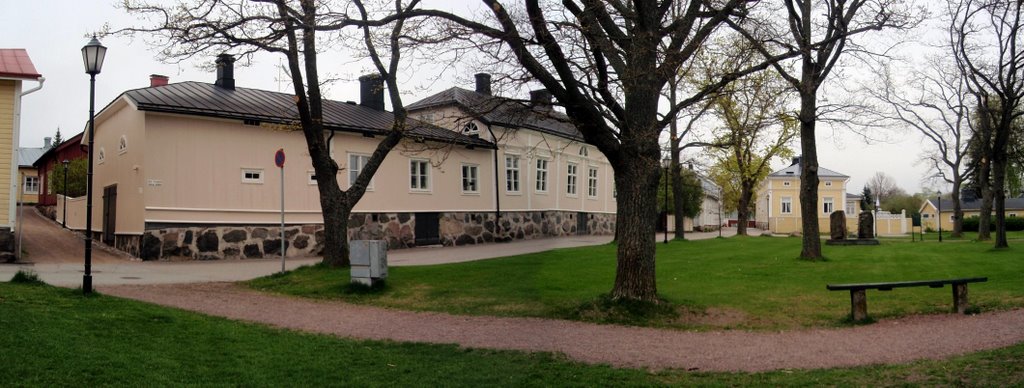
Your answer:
826;277;987;291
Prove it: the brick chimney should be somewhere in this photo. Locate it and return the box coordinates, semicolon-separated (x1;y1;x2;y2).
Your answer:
475;73;492;96
150;74;169;87
215;54;235;90
359;74;385;111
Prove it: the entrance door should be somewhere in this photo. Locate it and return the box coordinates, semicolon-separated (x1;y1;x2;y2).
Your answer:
577;212;589;235
414;212;440;246
102;185;117;245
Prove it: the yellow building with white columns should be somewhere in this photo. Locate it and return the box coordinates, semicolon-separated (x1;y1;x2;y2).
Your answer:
755;157;852;234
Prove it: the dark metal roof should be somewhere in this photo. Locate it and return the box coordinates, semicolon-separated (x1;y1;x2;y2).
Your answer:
928;197;1024;212
122;82;494;149
406;87;583;141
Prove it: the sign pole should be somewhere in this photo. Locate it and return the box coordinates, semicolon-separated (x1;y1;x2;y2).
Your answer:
275;148;286;273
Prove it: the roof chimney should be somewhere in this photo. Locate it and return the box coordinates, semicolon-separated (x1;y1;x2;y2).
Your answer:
475;73;492;96
791;156;802;166
215;54;235;90
359;74;385;111
150;74;169;87
44;137;51;148
530;89;552;110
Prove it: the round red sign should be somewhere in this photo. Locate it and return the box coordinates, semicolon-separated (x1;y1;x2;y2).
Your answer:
275;148;285;167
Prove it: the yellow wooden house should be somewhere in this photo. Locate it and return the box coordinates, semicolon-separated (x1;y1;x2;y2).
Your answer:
1;49;43;258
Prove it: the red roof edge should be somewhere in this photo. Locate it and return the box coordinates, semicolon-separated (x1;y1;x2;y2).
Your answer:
0;49;42;80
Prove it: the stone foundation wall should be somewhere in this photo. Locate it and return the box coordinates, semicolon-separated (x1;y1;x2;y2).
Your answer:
136;211;615;261
440;211;615;246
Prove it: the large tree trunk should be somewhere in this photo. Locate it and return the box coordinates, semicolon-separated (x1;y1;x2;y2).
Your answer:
610;154;660;302
736;182;753;236
319;190;351;267
991;112;1012;248
977;111;994;241
951;177;964;238
797;92;822;259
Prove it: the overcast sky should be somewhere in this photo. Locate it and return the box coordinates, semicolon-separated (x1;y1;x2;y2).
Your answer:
1;1;948;195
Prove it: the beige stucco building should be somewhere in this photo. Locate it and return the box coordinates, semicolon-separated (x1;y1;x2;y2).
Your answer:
755;158;852;234
61;58;615;260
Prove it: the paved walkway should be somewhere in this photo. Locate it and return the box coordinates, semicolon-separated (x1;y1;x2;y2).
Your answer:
103;282;1024;372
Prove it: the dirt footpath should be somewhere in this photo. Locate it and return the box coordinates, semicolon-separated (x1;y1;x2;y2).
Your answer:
103;282;1024;372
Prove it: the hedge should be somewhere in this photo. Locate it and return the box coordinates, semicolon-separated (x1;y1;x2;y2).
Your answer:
961;215;1024;231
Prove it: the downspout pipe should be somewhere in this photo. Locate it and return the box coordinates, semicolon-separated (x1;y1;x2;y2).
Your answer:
15;77;44;261
19;77;45;97
486;124;501;240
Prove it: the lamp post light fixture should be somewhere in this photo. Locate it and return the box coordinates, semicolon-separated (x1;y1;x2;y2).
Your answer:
662;157;670;244
937;190;943;242
61;159;69;228
81;35;107;295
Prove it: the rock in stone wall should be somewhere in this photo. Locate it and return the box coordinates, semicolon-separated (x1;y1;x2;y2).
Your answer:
140;224;325;261
137;211;615;261
440;211;616;247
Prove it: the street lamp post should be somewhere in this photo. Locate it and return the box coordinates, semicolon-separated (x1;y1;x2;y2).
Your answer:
81;35;107;295
61;159;69;227
662;157;670;244
937;190;943;242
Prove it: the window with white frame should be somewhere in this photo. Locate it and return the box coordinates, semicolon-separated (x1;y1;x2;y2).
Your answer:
98;148;106;164
587;167;598;197
535;159;548;192
23;176;39;194
241;168;264;184
846;202;856;214
118;135;127;154
566;163;578;195
823;197;834;214
462;122;480;135
579;146;589;157
824;181;832;187
505;155;520;193
410;159;430;190
1010;213;1018;217
347;154;373;190
462;164;479;193
781;196;792;214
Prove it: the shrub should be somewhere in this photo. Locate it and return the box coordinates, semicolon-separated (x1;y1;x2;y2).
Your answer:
10;270;45;285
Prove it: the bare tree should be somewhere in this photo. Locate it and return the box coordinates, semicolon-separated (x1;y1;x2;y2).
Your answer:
950;0;1024;248
729;0;921;259
866;59;976;237
407;1;787;302
866;172;905;207
118;0;430;266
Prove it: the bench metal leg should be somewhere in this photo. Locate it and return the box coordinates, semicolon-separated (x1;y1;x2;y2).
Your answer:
850;289;868;321
953;283;969;314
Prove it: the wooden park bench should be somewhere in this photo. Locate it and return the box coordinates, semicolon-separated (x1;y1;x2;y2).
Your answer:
826;277;988;321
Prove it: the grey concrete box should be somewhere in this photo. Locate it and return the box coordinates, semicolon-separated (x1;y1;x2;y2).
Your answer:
350;240;388;283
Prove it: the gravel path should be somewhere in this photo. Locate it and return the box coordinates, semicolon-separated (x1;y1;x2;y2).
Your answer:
103;282;1024;372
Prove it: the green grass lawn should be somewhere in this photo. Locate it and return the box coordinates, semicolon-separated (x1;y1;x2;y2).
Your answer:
249;236;1024;330
2;281;1023;386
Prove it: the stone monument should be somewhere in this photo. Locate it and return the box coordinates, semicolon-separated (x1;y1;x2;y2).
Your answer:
858;211;874;239
829;210;847;241
826;210;880;245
